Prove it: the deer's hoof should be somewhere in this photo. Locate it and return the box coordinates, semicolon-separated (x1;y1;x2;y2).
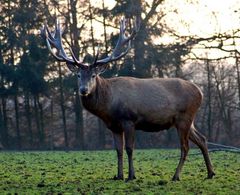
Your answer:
207;171;216;179
172;175;180;181
125;175;136;182
113;175;124;180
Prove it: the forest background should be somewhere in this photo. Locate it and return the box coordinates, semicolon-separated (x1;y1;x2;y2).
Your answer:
0;0;240;150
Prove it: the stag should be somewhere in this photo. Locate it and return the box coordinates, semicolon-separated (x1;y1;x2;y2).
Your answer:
41;18;215;181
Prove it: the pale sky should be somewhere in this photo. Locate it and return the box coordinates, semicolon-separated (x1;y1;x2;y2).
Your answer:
91;0;240;37
158;0;240;60
85;0;240;62
161;0;240;36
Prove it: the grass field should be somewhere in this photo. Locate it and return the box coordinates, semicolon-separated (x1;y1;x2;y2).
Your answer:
0;149;239;195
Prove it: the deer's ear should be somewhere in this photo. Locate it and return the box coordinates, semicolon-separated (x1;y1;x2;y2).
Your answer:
67;63;79;73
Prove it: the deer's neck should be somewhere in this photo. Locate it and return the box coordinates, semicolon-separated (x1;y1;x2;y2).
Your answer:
81;76;110;116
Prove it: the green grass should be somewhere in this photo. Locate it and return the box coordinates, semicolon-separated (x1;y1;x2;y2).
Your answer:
0;149;239;195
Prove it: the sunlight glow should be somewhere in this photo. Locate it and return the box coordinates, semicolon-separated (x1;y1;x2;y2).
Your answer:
162;0;240;36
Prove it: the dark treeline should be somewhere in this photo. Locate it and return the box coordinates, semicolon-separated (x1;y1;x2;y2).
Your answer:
0;0;239;150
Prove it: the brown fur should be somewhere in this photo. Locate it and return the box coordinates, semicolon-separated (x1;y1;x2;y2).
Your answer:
81;76;215;181
41;17;213;181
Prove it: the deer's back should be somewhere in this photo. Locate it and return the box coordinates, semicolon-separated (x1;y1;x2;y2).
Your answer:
107;77;202;131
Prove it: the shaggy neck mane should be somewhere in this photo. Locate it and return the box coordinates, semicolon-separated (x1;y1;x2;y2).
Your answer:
81;76;110;115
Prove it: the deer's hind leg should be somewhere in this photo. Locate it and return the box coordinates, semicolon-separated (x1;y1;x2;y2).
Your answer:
172;120;191;181
122;121;136;182
189;125;215;179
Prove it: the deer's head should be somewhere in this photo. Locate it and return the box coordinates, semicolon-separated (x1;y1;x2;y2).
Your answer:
41;18;139;96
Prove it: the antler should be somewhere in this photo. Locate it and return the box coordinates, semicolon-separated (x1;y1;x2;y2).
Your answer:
41;17;139;70
92;17;139;67
41;19;87;69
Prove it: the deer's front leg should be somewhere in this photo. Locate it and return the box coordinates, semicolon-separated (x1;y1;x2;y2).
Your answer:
122;121;136;182
113;132;124;180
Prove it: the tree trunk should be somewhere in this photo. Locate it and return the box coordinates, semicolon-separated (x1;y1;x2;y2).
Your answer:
14;95;21;149
1;98;9;148
213;69;233;142
68;0;84;150
58;62;68;149
50;98;54;150
25;92;33;146
0;70;8;148
235;54;240;109
0;104;3;143
37;96;45;148
133;0;150;78
102;0;108;53
200;98;207;135
33;95;41;148
214;116;221;142
74;89;84;149
206;60;212;140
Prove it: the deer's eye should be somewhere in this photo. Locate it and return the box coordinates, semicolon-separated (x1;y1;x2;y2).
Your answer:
77;74;80;78
92;74;96;78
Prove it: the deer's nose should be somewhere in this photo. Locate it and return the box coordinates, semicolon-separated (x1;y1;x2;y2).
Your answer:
79;86;88;96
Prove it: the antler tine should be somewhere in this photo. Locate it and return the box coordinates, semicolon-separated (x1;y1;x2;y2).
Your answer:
92;18;139;66
43;17;138;69
69;47;79;63
90;44;101;67
40;24;46;39
112;17;129;56
46;24;59;47
120;17;126;34
41;19;87;69
53;20;71;61
41;24;64;61
45;35;64;61
93;16;138;67
69;48;86;69
125;17;139;42
42;20;72;63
